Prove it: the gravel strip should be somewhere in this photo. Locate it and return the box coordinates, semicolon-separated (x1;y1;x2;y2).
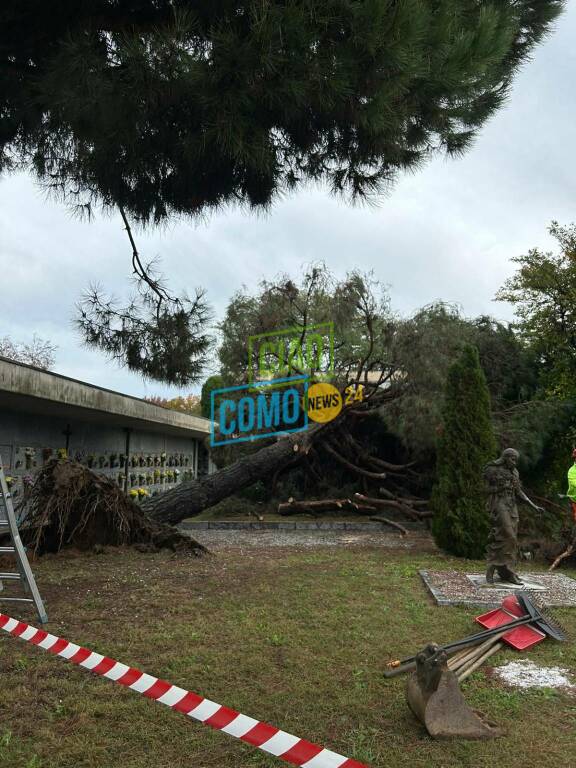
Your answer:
181;528;434;551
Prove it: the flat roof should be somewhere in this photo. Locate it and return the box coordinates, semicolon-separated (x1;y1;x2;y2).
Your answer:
0;356;212;438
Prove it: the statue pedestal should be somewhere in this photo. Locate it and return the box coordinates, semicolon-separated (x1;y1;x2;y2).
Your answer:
418;569;576;608
466;574;547;591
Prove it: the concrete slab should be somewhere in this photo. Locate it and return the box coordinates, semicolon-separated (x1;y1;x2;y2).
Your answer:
466;574;547;591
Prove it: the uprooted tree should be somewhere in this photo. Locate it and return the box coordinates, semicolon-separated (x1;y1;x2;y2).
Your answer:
144;267;432;525
12;267;570;552
140;269;532;527
141;265;569;530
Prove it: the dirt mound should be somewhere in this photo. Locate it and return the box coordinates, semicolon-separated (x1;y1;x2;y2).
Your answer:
13;459;208;557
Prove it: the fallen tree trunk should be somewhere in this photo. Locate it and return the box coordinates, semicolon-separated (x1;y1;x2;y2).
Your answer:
142;390;419;526
144;428;320;525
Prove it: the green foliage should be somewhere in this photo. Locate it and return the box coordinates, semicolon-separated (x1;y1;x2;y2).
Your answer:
146;393;202;415
529;417;576;499
1;1;564;222
218;264;394;387
77;284;213;386
387;303;470;455
497;222;576;400
431;345;497;558
200;375;225;418
386;304;534;456
495;399;574;472
472;316;538;406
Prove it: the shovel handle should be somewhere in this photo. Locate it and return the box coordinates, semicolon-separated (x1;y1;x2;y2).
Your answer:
383;661;416;678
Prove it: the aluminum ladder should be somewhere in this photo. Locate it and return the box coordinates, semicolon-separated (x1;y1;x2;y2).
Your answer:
0;459;47;623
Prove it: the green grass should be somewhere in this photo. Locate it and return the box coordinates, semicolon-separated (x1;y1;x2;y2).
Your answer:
0;545;575;767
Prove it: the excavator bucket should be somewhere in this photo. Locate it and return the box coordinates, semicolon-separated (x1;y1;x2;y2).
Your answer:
406;644;502;740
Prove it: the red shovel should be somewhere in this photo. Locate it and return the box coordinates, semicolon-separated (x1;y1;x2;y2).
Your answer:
475;594;546;650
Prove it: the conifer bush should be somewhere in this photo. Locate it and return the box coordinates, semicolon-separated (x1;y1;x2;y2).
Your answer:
431;345;497;558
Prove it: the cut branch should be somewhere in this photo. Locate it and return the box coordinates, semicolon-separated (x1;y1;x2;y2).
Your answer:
278;498;376;515
370;516;409;535
354;493;432;522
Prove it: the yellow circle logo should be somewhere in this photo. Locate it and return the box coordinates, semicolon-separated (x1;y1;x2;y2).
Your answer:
306;383;342;423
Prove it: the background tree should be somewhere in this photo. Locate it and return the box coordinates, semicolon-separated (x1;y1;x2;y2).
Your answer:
497;222;576;516
496;221;576;400
431;345;497;558
384;304;539;457
0;335;57;370
201;375;225;419
145;393;202;415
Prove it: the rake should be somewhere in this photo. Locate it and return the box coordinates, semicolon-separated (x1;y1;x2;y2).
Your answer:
385;591;566;678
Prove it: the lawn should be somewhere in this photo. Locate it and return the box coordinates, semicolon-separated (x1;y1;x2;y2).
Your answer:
0;539;575;768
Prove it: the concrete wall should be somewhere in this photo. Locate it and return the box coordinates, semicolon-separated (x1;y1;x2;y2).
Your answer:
0;357;214;501
0;356;211;436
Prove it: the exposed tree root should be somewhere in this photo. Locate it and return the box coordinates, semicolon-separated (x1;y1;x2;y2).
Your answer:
14;459;208;557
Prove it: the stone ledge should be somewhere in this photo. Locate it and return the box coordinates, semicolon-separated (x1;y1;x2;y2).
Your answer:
179;520;421;531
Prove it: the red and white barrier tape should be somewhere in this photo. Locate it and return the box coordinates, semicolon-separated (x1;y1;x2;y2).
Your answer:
0;613;368;768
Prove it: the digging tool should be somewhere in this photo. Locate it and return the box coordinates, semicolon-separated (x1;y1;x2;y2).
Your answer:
385;591;566;677
457;641;503;683
405;644;502;740
449;630;507;674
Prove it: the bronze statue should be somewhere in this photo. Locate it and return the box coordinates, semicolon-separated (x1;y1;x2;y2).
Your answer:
484;448;544;585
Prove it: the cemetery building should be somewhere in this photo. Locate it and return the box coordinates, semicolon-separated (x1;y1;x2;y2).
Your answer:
0;356;214;500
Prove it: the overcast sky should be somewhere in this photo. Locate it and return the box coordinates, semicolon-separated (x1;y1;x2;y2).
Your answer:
1;5;575;399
